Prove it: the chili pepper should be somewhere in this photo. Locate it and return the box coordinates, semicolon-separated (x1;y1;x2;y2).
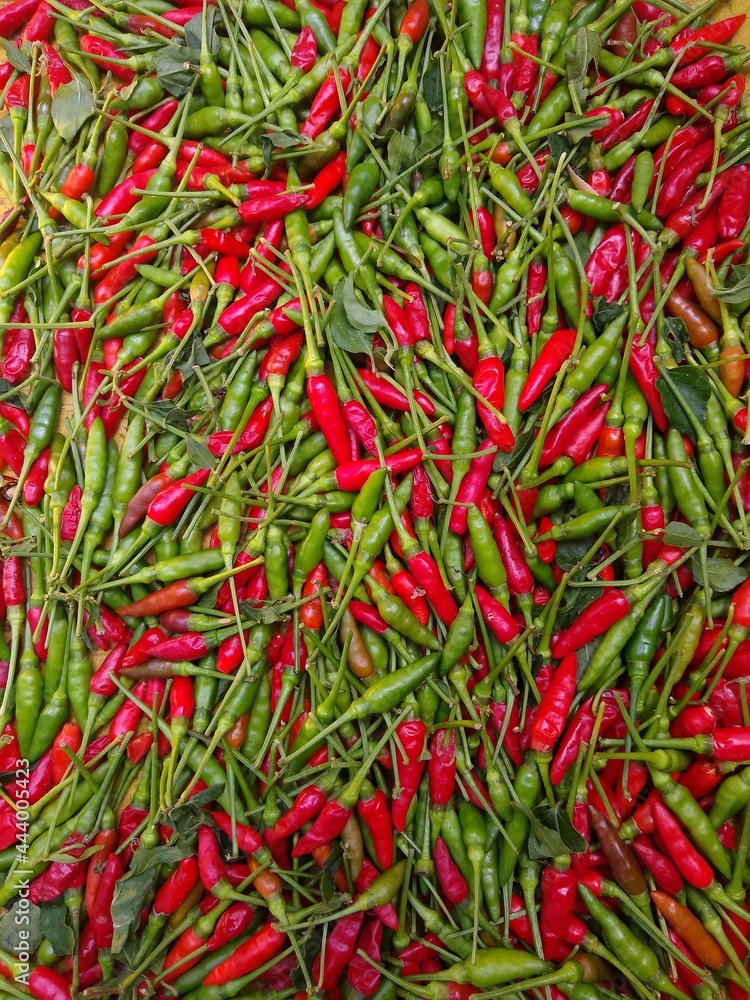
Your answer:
540;867;577;960
631;836;684;895
529;654;577;753
652;800;714;888
347;917;383;997
434;834;470;904
519;330;577;411
387;718;426;831
651;892;725;969
201;921;286;985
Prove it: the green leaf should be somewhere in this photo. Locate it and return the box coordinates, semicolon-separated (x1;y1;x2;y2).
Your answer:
186;436;216;470
189;782;225;807
261;134;274;170
689;556;748;593
656;366;711;439
111;868;158;956
239;599;294;624
554;538;604;629
554;538;591;572
0;900;42;955
130;844;190;875
423;62;442;112
0;115;14;147
565;28;601;107
40;899;74;957
184;8;220;56
174;333;211;380
164;801;204;846
503;423;536;466
593;301;623;333
663;316;689;363
571;229;591;268
564;110;603;146
1;39;31;74
387;131;417;175
328;280;375;357
154;45;196;97
266;126;311;149
51;75;95;142
47;844;99;864
291;928;323;989
143;400;190;433
576;637;604;679
548;134;572;163
663;521;703;548
342;272;383;332
713;266;750;305
416;123;443;161
527;805;587;860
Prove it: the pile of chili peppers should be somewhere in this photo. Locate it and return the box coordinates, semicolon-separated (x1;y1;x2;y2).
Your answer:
2;0;750;997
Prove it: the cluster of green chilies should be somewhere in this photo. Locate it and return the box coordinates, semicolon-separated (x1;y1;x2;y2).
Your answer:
3;0;750;998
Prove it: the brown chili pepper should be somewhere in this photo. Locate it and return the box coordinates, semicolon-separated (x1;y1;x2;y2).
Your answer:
340;812;364;882
666;290;719;352
339;607;375;679
685;258;721;322
589;807;649;907
650;891;726;970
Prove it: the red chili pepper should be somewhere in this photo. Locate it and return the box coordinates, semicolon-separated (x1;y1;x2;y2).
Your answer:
474;357;514;452
526;260;547;336
601;99;655;151
552;589;631;657
391;718;428;831
428;727;456;808
30;832;88;904
203;922;286;985
584;106;625;141
399;0;429;42
307;151;346;209
80;34;134;81
29;968;72;1000
652;801;713;888
448;440;497;535
550;692;623;784
143;468;209;527
291;24;318;71
529;654;577;753
311;911;365;990
519;329;576;410
269;780;329;843
540;867;577;961
342;399;379;457
356;781;394;869
699;72;745;110
3;311;34;385
307;372;352;465
209;396;275;457
90;852;124;950
632;835;684;895
217;271;287;336
153;856;199;917
671;50;748;90
475;584;521;643
300;67;352;137
538;384;608;465
0;0;43;36
347;917;383;997
434;836;470;904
